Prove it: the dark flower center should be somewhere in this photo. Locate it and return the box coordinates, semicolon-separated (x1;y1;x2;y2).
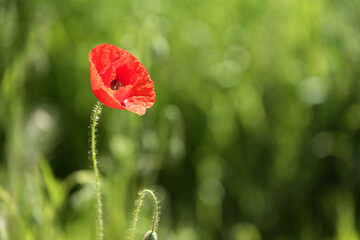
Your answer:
110;79;121;90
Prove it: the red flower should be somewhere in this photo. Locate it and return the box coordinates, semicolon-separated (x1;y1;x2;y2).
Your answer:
89;43;156;115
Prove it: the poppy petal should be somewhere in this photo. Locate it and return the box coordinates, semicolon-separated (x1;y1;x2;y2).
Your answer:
89;44;155;115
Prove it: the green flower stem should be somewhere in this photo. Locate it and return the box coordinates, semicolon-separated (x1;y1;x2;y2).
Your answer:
130;189;159;240
91;102;103;240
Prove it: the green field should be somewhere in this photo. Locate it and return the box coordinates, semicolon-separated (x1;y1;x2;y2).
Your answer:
1;0;360;239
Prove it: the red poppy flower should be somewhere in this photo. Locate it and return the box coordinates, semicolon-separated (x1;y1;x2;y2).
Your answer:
89;43;156;115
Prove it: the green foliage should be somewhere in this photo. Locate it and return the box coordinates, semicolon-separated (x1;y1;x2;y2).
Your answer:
0;0;360;239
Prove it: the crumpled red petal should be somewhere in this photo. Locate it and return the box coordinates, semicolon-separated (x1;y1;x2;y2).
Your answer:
89;43;155;115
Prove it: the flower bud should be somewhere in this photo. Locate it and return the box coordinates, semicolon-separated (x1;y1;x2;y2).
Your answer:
142;230;158;240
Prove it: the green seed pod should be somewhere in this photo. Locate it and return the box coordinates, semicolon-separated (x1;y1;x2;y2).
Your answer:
142;230;158;240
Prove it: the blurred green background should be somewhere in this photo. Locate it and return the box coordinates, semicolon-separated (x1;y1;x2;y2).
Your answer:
1;0;360;239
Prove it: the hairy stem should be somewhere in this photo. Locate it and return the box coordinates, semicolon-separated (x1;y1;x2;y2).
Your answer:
91;102;103;240
129;189;160;240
